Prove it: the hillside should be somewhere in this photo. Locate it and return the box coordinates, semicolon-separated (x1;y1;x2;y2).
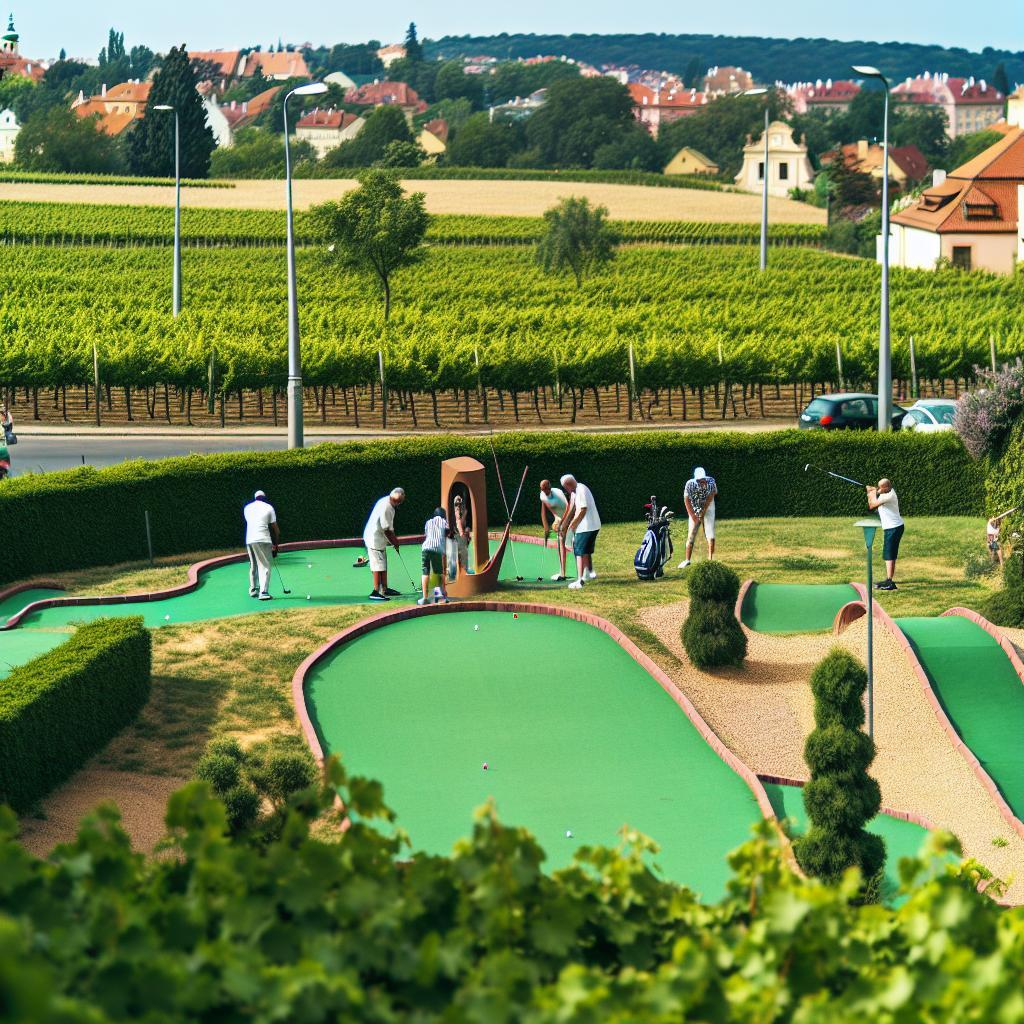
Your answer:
425;32;1024;88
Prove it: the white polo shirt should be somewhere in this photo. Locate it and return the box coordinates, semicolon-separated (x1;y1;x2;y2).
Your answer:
875;489;903;530
243;500;276;545
572;483;601;533
363;496;396;550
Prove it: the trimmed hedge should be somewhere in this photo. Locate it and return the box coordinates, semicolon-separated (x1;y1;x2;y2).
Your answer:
0;430;980;584
0;617;151;811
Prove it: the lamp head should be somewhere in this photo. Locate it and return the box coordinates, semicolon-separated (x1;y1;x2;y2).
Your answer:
851;65;883;78
743;87;768;96
291;82;328;97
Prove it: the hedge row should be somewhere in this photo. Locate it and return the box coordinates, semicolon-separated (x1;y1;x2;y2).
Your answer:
0;431;981;584
0;170;233;188
0;617;151;811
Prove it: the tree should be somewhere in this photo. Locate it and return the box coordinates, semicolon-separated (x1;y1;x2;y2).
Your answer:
321;105;413;168
536;196;618;288
433;60;484;108
58;47;66;61
209;126;315;178
446;112;518;167
385;57;438;104
683;56;703;89
892;105;948;168
992;62;1010;97
14;106;123;173
309;171;428;320
592;125;663;171
126;44;215;179
376;139;426;168
949;128;1003;170
403;22;424;63
795;649;885;896
681;561;747;668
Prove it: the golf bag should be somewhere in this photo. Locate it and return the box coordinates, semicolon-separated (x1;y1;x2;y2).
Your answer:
634;495;674;580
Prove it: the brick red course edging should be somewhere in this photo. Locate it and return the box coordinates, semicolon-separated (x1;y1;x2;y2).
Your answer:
290;600;778;827
834;586;1024;841
0;578;66;625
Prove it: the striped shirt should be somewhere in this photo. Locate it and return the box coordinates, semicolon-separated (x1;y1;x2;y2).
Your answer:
423;515;448;553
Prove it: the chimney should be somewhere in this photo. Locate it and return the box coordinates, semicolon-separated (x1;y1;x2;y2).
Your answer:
101;83;106;96
857;139;869;161
932;169;946;186
242;101;248;113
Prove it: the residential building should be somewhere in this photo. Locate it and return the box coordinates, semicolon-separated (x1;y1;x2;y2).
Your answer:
891;73;1004;138
628;83;707;136
295;107;364;157
1008;86;1024;128
734;120;814;197
0;108;19;161
346;80;427;118
786;79;860;115
0;14;45;82
418;118;448;160
189;49;242;79
376;44;406;68
324;70;356;91
887;127;1023;274
238;49;310;81
72;80;152;135
203;87;281;148
702;65;753;97
821;139;929;189
664;146;719;175
489;89;547;119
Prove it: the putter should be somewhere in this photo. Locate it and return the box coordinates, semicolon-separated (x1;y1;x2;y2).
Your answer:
803;463;865;489
488;434;526;581
274;562;292;595
393;545;419;593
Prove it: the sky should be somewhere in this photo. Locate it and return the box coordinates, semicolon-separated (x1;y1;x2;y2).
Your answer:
12;0;1022;61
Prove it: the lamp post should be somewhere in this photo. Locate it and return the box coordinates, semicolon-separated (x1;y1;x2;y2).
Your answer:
855;517;882;739
152;105;180;316
283;81;328;450
744;88;769;270
851;65;892;431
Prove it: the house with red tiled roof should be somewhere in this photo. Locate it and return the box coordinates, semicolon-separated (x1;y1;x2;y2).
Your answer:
891;72;1005;138
238;49;310;81
189;49;242;79
203;86;282;147
821;139;929;189
346;80;427;117
628;83;707;136
702;65;753;97
786;79;860;115
417;118;448;161
0;15;45;82
887;128;1024;273
72;80;152;135
295;107;364;157
376;43;406;68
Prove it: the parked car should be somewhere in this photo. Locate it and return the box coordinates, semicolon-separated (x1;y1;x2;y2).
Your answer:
899;398;957;433
798;393;906;431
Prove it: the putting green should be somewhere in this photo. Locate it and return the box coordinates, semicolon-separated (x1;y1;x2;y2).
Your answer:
305;609;763;900
0;587;65;624
13;538;571;631
0;629;71;679
762;781;930;906
741;583;858;634
898;616;1024;819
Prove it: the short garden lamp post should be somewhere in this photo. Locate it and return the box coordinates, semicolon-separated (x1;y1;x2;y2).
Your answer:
855;517;882;739
743;87;769;271
152;104;180;316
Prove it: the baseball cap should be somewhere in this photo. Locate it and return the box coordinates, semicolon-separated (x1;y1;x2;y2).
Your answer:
254;489;266;499
694;467;706;480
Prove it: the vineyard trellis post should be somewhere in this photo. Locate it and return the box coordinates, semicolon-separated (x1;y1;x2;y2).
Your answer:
207;349;216;415
378;349;387;429
990;333;997;373
835;342;845;391
909;336;918;399
628;342;636;421
92;344;100;427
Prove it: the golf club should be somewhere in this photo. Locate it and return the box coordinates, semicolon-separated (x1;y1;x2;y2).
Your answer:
274;562;292;595
393;545;419;593
803;463;865;489
504;463;530;581
488;434;525;581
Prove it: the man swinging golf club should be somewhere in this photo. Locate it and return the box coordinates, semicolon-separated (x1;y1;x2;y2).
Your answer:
243;489;280;601
540;478;571;581
866;478;903;591
362;487;405;601
679;467;717;569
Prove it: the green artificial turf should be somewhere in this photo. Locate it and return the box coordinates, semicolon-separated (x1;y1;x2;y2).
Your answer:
898;616;1024;820
741;583;859;634
305;609;763;901
0;588;66;624
0;628;72;679
762;781;930;906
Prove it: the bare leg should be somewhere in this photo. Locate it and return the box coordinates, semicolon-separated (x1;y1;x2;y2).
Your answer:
885;558;896;582
558;534;568;577
421;574;429;602
708;537;716;560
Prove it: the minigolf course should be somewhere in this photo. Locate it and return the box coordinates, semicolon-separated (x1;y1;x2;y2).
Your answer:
303;608;766;900
740;583;858;634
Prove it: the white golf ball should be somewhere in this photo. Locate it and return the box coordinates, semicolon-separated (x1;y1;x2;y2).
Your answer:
306;594;311;601
163;614;170;621
474;625;479;631
307;563;312;569
565;830;573;838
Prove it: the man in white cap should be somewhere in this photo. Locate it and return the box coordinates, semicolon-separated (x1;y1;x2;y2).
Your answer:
362;487;406;601
679;466;717;569
559;474;600;590
243;490;280;600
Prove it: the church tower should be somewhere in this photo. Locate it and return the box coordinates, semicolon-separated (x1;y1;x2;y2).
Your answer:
1;14;18;56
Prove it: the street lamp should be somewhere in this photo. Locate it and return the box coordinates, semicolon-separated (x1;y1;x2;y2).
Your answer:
851;65;892;431
152;105;181;316
744;87;769;270
283;81;328;450
855;517;882;739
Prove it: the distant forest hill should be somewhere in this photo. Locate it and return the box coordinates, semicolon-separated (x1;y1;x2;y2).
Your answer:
424;33;1024;88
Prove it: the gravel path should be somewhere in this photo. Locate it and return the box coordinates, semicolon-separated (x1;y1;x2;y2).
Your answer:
641;600;1024;902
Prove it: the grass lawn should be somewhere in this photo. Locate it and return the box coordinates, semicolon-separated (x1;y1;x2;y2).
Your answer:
12;516;996;784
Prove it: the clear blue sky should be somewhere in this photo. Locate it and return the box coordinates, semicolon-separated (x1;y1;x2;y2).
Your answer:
13;0;1022;62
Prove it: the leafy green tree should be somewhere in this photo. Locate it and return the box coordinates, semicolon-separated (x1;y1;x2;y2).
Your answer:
322;104;413;168
683;56;703;89
403;22;424;63
209;126;315;178
14;107;123;173
434;60;484;108
315;41;383;77
892;105;948;168
126;44;215;179
681;561;747;668
376;139;426;168
992;62;1010;98
446;112;519;167
536;196;618;287
309;170;428;319
416;96;474;133
795;649;885;895
949;128;1003;169
592;125;663;171
487;59;579;105
385;56;438;104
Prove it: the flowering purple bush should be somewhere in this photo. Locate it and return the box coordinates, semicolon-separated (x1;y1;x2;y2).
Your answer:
954;360;1024;460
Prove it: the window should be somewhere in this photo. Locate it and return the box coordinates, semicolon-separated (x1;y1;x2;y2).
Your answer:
757;161;764;180
952;246;972;270
779;162;789;180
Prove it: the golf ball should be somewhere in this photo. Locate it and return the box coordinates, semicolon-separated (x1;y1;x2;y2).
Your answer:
482;761;488;770
565;830;573;838
163;614;170;621
307;563;312;569
306;595;311;601
474;625;479;631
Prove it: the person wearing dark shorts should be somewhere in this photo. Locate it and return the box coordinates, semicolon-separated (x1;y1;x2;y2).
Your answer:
560;474;601;590
419;507;451;605
867;478;904;591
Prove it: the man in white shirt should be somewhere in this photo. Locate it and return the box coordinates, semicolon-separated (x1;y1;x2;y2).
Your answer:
243;490;280;601
540;478;572;581
679;466;718;569
867;478;904;592
362;487;406;601
559;474;600;590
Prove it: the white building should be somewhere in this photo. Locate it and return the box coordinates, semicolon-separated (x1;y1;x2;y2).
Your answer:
295;108;364;158
734;120;814;197
0;108;18;161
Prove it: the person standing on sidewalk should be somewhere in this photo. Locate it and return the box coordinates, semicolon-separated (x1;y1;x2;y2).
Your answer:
679;467;717;569
244;490;280;601
867;479;904;591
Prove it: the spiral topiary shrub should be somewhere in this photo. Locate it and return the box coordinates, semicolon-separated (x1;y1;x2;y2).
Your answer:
794;649;885;896
682;562;747;669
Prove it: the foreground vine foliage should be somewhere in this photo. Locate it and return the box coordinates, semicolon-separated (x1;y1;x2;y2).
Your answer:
0;756;1017;1022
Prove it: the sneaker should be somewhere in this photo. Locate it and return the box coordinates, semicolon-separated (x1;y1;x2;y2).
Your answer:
550;573;567;582
416;597;427;606
568;579;584;590
249;589;258;598
369;592;389;602
873;581;888;590
883;580;898;591
585;570;597;581
258;593;273;601
352;558;369;568
678;559;691;569
383;587;401;597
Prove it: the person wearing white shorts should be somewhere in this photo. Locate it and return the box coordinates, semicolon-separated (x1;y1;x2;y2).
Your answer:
679;467;717;568
362;487;406;601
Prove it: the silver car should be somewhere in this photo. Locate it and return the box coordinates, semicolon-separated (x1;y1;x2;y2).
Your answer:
900;399;957;432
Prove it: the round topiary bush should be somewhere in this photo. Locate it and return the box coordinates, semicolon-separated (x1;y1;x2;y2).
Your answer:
681;562;746;669
195;752;240;795
223;784;261;834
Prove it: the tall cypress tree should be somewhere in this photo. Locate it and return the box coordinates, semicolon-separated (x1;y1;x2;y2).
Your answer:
127;44;215;179
403;23;423;63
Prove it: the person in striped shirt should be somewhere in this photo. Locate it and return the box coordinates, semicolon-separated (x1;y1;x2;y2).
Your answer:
419;507;452;605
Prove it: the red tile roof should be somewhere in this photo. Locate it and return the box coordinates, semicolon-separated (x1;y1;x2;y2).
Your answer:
242;50;310;79
296;108;360;129
189;50;241;78
103;81;151;104
423;117;449;143
890;144;929;181
946;77;1004;105
628;83;706;109
346;80;426;111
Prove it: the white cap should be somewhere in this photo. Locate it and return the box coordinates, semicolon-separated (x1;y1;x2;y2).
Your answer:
693;467;706;480
254;489;266;499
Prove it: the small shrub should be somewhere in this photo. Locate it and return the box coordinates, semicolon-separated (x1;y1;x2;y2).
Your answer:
223;785;261;833
981;558;1024;626
963;551;997;579
255;752;318;803
685;560;741;604
954;361;1024;460
682;563;746;669
195;753;241;795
